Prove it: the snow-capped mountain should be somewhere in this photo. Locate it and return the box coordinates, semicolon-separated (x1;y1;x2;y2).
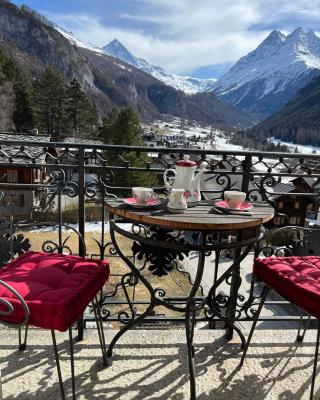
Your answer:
103;39;217;94
213;28;320;118
44;24;252;127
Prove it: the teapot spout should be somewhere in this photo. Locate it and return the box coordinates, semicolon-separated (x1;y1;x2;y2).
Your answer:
192;167;206;191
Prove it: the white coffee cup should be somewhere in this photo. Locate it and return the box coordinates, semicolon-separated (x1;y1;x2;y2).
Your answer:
132;187;154;204
224;191;246;209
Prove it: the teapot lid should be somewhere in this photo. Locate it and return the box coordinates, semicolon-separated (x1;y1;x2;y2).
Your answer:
176;155;197;167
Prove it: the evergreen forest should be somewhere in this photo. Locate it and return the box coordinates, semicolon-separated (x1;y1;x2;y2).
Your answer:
249;75;320;146
0;50;156;188
0;50;98;140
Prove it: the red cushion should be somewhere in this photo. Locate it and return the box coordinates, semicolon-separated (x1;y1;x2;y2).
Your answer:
254;256;320;319
0;251;110;331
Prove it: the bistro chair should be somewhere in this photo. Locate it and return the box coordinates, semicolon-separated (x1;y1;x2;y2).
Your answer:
240;226;320;400
0;250;110;400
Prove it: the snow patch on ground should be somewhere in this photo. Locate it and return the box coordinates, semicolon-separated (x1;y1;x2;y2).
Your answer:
30;221;132;233
270;138;320;154
150;118;298;176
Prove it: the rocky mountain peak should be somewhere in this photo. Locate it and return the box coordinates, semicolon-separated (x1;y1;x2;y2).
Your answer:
0;1;254;129
226;29;285;75
261;29;286;47
103;39;137;66
107;38;123;48
281;27;320;68
289;27;314;38
285;27;319;46
213;28;320;118
103;38;217;94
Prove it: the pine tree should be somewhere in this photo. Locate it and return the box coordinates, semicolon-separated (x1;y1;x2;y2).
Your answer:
0;52;35;132
0;51;15;131
103;107;143;146
0;77;15;132
100;107;158;191
33;67;66;140
65;78;98;136
101;107;119;144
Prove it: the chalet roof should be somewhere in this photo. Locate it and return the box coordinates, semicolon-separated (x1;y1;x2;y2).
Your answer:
292;176;316;187
61;137;104;154
62;137;103;146
0;133;51;164
304;177;320;192
313;181;320;193
266;182;296;199
302;177;318;187
292;176;320;192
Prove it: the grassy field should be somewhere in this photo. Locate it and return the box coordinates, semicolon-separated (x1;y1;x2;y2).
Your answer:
19;229;197;328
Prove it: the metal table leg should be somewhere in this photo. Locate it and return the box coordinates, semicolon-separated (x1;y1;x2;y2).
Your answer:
107;222;158;358
0;368;2;400
225;232;243;340
185;232;207;399
107;217;263;399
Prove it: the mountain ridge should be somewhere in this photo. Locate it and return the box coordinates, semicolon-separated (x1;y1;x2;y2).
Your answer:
213;28;320;118
0;0;254;129
103;39;217;94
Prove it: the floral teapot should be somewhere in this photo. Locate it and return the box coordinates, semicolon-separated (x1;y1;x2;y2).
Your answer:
163;155;205;206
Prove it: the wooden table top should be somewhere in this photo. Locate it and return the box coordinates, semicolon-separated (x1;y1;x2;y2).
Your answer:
106;200;274;231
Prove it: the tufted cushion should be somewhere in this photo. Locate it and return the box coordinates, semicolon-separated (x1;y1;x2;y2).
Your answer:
254;256;320;319
0;251;109;331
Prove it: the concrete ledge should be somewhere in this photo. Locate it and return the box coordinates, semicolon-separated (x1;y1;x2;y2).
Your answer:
0;327;317;399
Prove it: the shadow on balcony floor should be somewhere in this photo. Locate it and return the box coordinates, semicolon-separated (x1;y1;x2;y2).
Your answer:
0;327;318;399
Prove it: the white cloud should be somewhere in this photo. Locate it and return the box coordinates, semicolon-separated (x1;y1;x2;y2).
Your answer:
45;0;320;75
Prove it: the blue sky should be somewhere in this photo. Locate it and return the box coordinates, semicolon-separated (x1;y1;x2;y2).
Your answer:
12;0;320;78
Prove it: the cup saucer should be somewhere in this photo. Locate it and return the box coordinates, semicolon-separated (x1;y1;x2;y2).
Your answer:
123;198;161;208
215;200;253;211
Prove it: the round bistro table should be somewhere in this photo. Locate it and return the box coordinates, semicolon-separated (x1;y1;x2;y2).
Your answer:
106;200;274;399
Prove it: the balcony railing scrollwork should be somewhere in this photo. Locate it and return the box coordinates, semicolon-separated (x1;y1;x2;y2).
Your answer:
0;137;319;328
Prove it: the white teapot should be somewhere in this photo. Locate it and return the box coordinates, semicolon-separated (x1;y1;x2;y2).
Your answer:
163;155;205;206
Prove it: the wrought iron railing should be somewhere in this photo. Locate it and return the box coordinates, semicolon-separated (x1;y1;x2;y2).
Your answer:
0;137;320;329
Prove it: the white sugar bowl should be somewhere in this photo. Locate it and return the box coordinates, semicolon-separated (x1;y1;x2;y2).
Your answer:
167;189;187;213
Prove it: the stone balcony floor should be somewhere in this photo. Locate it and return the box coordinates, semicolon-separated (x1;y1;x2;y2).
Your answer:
0;326;318;399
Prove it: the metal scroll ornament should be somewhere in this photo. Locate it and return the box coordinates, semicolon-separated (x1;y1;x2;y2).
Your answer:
0;220;31;267
131;227;189;277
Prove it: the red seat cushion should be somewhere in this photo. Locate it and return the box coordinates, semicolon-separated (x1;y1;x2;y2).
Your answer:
0;251;110;331
254;256;320;319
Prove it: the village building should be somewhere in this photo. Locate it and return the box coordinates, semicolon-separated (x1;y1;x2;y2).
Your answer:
0;132;51;217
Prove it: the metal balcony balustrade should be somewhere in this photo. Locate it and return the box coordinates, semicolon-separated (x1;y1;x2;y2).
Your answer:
0;137;319;331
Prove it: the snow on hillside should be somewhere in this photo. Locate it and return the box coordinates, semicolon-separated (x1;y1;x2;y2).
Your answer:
213;28;320;116
214;28;320;96
151;118;245;152
214;30;286;95
270;138;320;154
55;31;217;94
55;27;105;54
149;118;312;177
148;70;217;94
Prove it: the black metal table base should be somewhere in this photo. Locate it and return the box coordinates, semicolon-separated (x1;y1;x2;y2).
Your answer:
107;215;263;399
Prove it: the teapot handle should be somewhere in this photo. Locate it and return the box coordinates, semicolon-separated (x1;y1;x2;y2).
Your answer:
163;169;176;189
